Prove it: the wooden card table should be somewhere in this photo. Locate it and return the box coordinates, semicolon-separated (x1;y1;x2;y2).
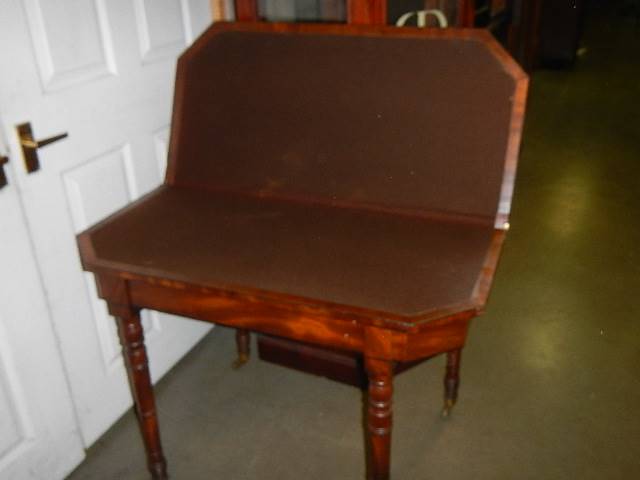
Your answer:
77;22;527;480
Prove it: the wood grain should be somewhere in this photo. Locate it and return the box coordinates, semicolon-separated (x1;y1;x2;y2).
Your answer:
365;356;393;480
116;308;167;479
348;0;387;25
234;0;258;21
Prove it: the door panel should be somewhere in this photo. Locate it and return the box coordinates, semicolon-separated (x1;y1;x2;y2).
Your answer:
153;125;171;176
0;0;213;447
183;0;217;41
63;145;144;372
22;0;117;91
0;320;33;470
134;0;187;63
0;133;84;478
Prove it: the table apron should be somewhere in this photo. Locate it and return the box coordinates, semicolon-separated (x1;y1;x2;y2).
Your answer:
126;278;367;354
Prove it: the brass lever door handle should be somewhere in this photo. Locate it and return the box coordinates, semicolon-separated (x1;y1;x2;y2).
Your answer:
17;122;68;173
0;155;9;189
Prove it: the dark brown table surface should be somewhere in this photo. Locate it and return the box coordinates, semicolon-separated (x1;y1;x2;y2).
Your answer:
83;185;495;319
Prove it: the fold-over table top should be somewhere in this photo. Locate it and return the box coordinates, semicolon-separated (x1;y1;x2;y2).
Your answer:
168;23;526;223
78;23;527;326
80;186;495;319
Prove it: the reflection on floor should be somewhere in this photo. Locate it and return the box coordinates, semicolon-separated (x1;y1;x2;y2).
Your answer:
68;5;640;479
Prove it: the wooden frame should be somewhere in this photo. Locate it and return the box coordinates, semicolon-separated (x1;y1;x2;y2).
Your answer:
234;0;387;24
234;0;258;21
77;22;528;480
232;0;481;26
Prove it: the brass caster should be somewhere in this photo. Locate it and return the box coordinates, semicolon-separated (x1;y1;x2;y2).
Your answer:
441;399;455;418
232;353;249;370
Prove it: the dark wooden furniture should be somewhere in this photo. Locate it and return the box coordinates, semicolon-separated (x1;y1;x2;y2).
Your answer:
234;0;470;25
232;0;543;71
235;0;388;23
77;22;528;479
233;1;508;29
538;0;586;67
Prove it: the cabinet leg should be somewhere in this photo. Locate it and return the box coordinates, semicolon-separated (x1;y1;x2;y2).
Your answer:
442;348;462;418
116;312;168;479
365;357;393;480
232;329;251;369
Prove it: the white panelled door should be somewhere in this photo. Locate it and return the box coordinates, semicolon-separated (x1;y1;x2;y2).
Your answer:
0;0;213;447
0;134;84;478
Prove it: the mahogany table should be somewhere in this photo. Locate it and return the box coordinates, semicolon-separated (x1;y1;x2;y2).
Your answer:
77;22;527;480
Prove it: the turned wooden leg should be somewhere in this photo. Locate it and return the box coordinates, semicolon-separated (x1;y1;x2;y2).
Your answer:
442;348;462;418
116;311;168;479
365;357;393;480
232;329;251;369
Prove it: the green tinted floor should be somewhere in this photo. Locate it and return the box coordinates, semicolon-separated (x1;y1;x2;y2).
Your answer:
68;5;640;480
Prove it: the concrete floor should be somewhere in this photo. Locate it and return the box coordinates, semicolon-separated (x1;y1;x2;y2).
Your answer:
68;5;640;480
